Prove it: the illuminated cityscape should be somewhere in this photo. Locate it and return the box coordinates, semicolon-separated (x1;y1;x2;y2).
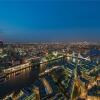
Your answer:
0;42;100;100
0;0;100;100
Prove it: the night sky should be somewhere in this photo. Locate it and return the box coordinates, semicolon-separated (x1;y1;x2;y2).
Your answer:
0;0;100;42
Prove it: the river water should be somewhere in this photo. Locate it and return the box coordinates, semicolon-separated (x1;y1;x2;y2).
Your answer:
0;65;40;98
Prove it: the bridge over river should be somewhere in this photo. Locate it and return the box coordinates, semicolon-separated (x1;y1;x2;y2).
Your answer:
0;56;66;98
0;54;99;98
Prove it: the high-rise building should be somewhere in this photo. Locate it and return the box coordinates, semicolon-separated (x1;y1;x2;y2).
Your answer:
0;41;3;48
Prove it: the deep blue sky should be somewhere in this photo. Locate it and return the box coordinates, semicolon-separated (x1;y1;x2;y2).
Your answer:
0;0;100;42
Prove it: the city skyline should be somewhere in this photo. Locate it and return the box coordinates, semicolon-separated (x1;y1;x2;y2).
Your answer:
0;0;100;42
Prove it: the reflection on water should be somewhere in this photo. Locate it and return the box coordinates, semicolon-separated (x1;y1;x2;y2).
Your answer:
0;66;40;98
